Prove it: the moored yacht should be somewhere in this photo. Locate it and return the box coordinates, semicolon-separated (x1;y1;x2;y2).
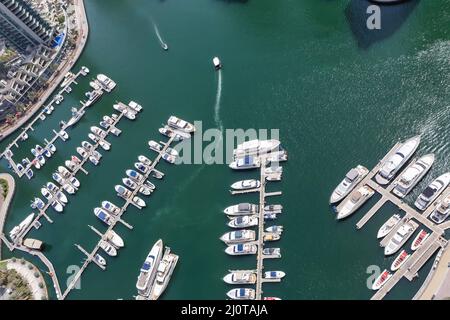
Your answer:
148;140;162;152
84;90;103;107
102;201;121;215
96;74;116;92
336;186;375;220
330;165;369;204
225;243;257;256
227;215;258;228
377;214;401;239
414;172;450;211
136;239;164;296
375;136;421;185
220;230;256;244
230;179;260;190
229;156;261;170
224;203;258;216
227;288;255;300
233;139;280;158
128;101;142;113
99;240;117;257
430;194;450;224
94;208;113;226
392;154;435;198
66;107;85;127
167;116;195;133
264;271;286;280
9;213;35;240
105;230;124;248
384;220;418;256
223;271;257;284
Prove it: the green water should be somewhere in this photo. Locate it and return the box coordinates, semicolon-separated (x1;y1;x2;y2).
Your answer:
1;0;450;299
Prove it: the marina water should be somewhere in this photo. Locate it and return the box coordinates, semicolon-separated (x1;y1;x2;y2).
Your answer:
1;0;450;299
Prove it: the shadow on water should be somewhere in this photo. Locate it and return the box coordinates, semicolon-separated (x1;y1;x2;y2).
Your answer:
345;0;420;49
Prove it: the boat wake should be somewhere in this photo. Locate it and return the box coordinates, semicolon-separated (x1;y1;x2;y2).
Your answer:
152;22;168;49
214;70;223;132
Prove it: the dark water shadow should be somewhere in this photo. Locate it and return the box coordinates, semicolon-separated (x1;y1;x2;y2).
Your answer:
345;0;420;49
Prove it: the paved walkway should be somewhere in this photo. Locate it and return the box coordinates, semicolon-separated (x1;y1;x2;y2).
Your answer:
0;174;15;260
6;259;48;300
418;245;450;300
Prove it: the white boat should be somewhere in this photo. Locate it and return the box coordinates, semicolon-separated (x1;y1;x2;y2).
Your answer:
167;116;195;133
136;239;164;295
159;126;190;141
89;156;99;165
165;147;178;157
99;240;117;257
213;57;222;70
84;90;103;107
102;201;121;215
103;115;114;124
122;178;137;190
58;166;71;178
94;208;113;226
391;250;410;272
415;173;450;211
88;133;99;143
226;288;255;300
58;129;69;140
96;74;116;92
227;215;258;229
48;143;56;153
329;165;369;204
81;140;93;151
25;169;33;180
229;156;261;170
113;103;135;120
225;243;257;256
110;127;121;136
32;158;41;169
76;147;88;159
65;160;76;171
138;155;152;166
138;185;152;196
94;254;107;267
20;132;28;141
132;196;146;208
128;101;142;112
392;154;435;198
56;191;68;204
91;126;107;138
265;225;283;234
162;153;176;164
39;114;46;121
430;194;450;224
51;200;64;213
115;185;133;199
37;155;45;165
384;220;418;256
60;72;74;88
264;271;286;279
377;214;401;239
372;269;392;291
9;213;35;240
66;107;85;127
336;186;375;220
62;183;75;195
40;187;53;201
69;176;80;188
411;229;430;251
264;233;281;241
105;230;124;248
375;136;421;185
126;169;144;182
149;252;178;300
55;94;64;105
223;271;256;284
135;162;149;174
263;247;281;257
148;140;162;152
98;139;111;151
224;203;258;216
264;204;283;214
230;179;260;190
220;230;256;244
233;139;280;158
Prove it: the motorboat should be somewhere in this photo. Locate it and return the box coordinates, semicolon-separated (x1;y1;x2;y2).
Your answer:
96;74;117;92
31;198;45;210
162;153;176;164
138;185;152;196
69;176;80;188
126;169;144;182
263;233;281;242
132;196;146;208
224;203;259;216
58;166;71;178
102;201;121;215
336;186;375;220
223;271;257;284
230;179;260;190
213;57;222;70
89;155;99;165
225;243;257;256
415;173;450;211
48;143;56;153
32;158;41;169
84;89;103;107
165;147;178;157
76;147;88;159
229;156;260;170
105;230;124;248
88;133;99;143
103;115;114;124
41;187;53;201
149;252;178;300
65;160;77;171
60;72;74;88
220;230;256;244
158;126;189;141
94;254;107;267
264;213;278;220
377;214;401;239
58;129;69;141
148;140;162;152
91;126;107;138
329;165;369;204
136;239;163;295
115;185;133;199
226;288;255;300
9;213;34;240
138;155;152;166
430;194;450;224
167;116;195;133
372;269;392;291
265;225;283;234
99;139;111;151
81;140;93;151
94;208;113;226
39;114;46;121
264;204;283;214
264;271;286;280
56;191;68;205
25;169;33;180
375;136;421;185
263;247;281;258
113;103;135;120
135;162;149;174
233;139;280;158
227;215;258;228
51;200;64;213
55;94;64;105
411;230;429;251
99;240;117;257
99;120;110;130
391;250;410;272
66;107;85;127
90;80;101;90
384;220;418;256
122;178;138;190
128;101;143;112
392;154;435;198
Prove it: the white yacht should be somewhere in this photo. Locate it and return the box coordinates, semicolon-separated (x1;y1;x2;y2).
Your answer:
264;204;283;214
377;214;401;239
392;154;435;198
415;172;450;211
89;80;101;90
430;194;450;224
91;126;107;138
9;213;35;240
94;254;107;267
167;116;195;133
94;208;113;226
136;239;163;296
227;215;258;228
105;230;124;248
329;165;369;204
223;271;257;284
264;271;286;280
384;220;418;256
220;230;256;244
66;107;85;127
84;90;103;107
375;136;421;185
99;240;117;257
336;186;375;220
102;201;121;215
213;57;222;70
148;140;162;152
229;156;261;170
230;179;260;190
227;288;255;300
96;74;117;92
233;139;280;158
224;203;258;216
149;252;178;300
128;101;143;112
138;155;152;166
225;243;257;256
60;72;74;88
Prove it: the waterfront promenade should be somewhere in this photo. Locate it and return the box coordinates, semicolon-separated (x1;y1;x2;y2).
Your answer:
0;174;15;260
0;0;89;142
417;245;450;300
